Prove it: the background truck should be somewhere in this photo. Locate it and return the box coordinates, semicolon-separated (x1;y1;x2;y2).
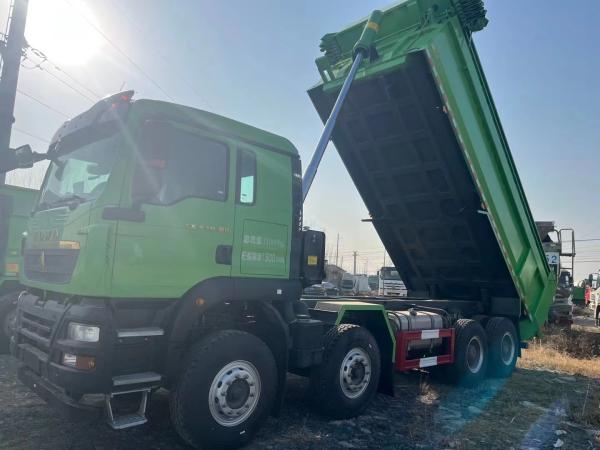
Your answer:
353;274;372;295
378;266;408;296
340;272;356;294
3;1;555;449
587;273;600;325
0;184;37;352
535;221;575;326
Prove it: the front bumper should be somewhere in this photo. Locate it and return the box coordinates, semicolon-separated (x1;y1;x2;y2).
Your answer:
18;364;101;419
14;291;169;402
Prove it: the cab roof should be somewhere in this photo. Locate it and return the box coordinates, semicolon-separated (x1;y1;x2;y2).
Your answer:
51;91;299;158
132;99;299;157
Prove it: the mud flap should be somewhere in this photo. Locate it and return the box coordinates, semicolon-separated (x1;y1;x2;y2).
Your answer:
378;359;395;396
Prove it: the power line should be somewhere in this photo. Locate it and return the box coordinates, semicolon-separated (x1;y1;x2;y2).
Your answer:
27;46;102;99
21;51;96;103
17;89;70;118
65;0;175;102
107;0;213;110
13;126;50;144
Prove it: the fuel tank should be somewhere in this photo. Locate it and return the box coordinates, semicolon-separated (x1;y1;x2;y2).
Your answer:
387;309;444;351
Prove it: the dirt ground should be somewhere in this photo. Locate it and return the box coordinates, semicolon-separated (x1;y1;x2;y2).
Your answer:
1;321;599;450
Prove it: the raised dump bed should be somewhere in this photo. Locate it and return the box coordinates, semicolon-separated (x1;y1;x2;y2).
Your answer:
308;0;555;339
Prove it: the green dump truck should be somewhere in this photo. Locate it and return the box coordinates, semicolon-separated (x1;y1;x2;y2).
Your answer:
3;1;555;448
0;184;37;352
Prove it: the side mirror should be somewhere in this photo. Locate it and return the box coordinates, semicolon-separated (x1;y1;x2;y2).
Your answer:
0;145;47;173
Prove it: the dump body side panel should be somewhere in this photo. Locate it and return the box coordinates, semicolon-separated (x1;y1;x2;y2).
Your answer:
426;21;555;339
308;3;554;339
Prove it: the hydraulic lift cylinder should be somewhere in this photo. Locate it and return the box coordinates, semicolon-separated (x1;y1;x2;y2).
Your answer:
302;10;382;202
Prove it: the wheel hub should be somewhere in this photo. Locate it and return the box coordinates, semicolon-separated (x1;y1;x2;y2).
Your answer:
500;331;515;365
208;361;261;427
466;336;484;374
339;347;371;399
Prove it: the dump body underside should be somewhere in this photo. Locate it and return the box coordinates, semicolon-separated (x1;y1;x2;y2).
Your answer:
311;52;514;302
308;3;555;339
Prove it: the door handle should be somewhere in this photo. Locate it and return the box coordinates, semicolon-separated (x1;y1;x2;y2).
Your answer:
215;245;233;265
102;206;145;222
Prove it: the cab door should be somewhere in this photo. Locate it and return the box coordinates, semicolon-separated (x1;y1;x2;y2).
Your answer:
111;120;235;299
231;145;292;280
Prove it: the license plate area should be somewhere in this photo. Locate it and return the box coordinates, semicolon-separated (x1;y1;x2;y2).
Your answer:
20;344;48;375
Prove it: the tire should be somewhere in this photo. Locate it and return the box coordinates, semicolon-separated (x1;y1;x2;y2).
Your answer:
445;319;487;387
310;324;380;419
485;317;518;378
169;330;277;449
0;292;19;354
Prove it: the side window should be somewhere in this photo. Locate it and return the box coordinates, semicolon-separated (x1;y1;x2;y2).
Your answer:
237;149;256;205
133;122;228;205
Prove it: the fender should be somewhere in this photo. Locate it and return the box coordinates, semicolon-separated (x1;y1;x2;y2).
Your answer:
311;300;396;396
164;276;301;384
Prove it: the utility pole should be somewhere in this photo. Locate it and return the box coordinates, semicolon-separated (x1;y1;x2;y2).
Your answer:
0;0;29;185
353;251;358;275
383;249;386;268
335;234;339;266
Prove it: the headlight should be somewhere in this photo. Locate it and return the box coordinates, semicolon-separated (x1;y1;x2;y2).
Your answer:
67;322;100;342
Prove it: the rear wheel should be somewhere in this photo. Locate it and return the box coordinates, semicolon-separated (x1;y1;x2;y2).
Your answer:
446;319;487;387
310;324;380;419
170;330;277;449
485;317;518;378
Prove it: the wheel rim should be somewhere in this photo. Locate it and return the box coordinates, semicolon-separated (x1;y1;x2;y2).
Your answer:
339;347;372;399
208;360;261;427
466;336;484;374
500;331;515;365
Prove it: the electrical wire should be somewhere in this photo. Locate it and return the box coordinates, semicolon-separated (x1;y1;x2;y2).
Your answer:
64;0;175;102
17;89;70;118
12;126;50;144
27;46;102;99
21;52;97;103
106;0;213;110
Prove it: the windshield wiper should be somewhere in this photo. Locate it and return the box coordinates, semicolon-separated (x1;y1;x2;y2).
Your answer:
37;194;88;212
61;194;88;210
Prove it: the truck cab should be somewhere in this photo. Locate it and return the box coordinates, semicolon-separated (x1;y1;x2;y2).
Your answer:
12;91;327;445
377;267;407;297
588;273;600;325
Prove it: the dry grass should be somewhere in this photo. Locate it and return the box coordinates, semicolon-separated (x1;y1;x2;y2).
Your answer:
541;327;600;358
518;327;600;378
519;346;600;378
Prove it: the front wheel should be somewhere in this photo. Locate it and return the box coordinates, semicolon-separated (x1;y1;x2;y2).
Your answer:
310;324;380;419
170;330;277;449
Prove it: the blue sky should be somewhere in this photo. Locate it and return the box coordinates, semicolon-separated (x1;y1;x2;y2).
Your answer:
3;0;599;279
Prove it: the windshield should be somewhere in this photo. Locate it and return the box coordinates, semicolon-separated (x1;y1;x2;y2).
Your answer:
381;268;400;280
38;131;120;210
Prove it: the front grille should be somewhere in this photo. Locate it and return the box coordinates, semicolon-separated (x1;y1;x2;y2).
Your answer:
19;311;56;353
24;248;79;284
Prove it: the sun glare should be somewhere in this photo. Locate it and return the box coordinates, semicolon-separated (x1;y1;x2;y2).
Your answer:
25;0;102;66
